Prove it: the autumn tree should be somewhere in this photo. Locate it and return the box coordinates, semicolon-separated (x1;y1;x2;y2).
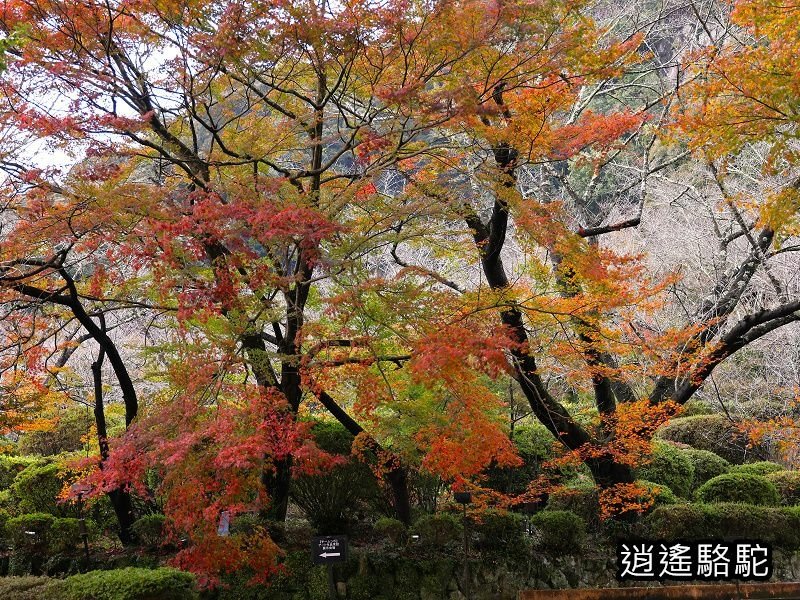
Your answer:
0;0;798;582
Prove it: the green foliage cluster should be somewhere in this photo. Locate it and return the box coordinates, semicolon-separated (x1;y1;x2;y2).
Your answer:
472;509;527;553
656;415;749;464
291;420;381;534
729;461;784;476
766;471;800;505
5;513;90;573
56;568;197;600
529;510;586;554
10;462;69;516
637;480;679;506
409;513;462;547
373;517;407;545
131;514;166;548
643;504;800;549
695;472;781;506
0;576;59;600
0;455;43;489
546;482;600;529
484;424;555;495
682;449;730;490
636;441;694;498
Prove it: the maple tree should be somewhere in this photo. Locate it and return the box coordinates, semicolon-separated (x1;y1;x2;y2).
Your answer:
0;0;796;584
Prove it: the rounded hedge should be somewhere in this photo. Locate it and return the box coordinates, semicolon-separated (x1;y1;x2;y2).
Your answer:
695;472;780;506
656;415;749;464
472;509;527;553
0;456;43;490
636;441;694;498
373;517;407;545
546;483;600;529
730;461;784;477
766;471;800;506
10;463;68;516
682;448;730;490
130;514;166;548
529;510;586;554
410;513;463;547
680;399;715;417
637;480;679;507
58;567;197;600
642;503;800;549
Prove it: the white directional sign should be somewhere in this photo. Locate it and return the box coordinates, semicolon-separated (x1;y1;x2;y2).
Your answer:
312;535;348;565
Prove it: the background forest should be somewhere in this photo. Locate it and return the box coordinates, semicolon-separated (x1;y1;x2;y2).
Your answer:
0;0;798;598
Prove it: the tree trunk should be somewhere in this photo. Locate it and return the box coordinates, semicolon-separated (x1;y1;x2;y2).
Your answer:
92;350;137;545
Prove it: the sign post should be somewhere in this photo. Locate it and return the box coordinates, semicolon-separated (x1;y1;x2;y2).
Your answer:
312;535;348;600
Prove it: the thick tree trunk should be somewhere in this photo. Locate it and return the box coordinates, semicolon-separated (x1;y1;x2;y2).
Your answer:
92;351;137;545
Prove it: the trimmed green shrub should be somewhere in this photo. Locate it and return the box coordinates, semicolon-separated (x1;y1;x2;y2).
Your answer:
472;509;526;553
680;399;715;416
642;503;800;549
0;577;59;600
656;415;750;464
10;463;69;516
546;482;600;529
730;461;784;476
767;471;800;506
7;513;56;548
529;510;586;554
49;518;82;554
638;480;678;506
696;472;780;506
58;567;198;600
682;449;730;490
6;513;56;575
306;419;354;454
636;441;694;498
410;513;463;547
374;517;407;545
0;455;43;490
131;514;166;548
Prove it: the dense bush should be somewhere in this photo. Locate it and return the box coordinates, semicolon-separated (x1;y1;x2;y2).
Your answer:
0;455;43;490
373;517;407;545
49;518;83;554
472;509;527;553
682;449;730;490
656;415;750;464
635;441;694;498
6;513;56;575
131;514;166;548
483;424;555;495
410;513;463;547
730;461;784;476
10;463;69;516
529;510;586;554
0;577;59;600
638;480;678;507
695;472;780;506
546;483;600;529
291;420;382;534
680;399;715;417
767;471;800;506
643;504;800;549
58;567;198;600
